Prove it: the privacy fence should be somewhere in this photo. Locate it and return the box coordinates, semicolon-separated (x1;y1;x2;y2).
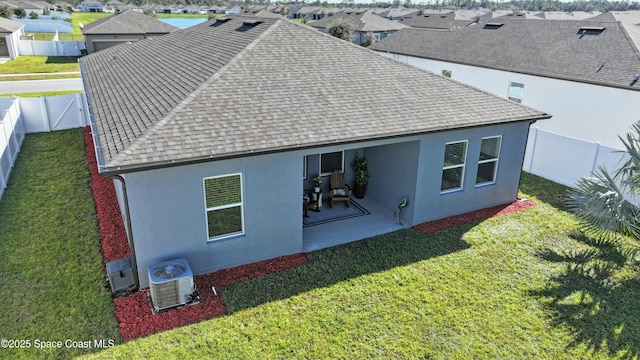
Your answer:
0;93;88;200
523;126;623;188
17;39;86;56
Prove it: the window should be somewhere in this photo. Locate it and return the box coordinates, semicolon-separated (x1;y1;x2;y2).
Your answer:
320;151;344;176
441;69;452;78
476;136;502;185
373;33;381;41
508;82;524;103
441;141;467;192
204;174;244;241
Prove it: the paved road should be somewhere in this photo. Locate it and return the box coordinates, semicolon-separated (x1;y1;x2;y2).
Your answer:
0;78;84;95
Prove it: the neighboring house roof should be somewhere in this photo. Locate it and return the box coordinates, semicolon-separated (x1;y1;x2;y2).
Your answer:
79;16;549;173
309;9;409;32
82;9;179;35
251;9;281;19
0;0;45;9
0;16;24;33
370;18;640;91
402;12;475;30
375;7;418;20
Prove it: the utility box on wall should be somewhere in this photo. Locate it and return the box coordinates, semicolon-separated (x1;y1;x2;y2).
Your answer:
106;257;135;294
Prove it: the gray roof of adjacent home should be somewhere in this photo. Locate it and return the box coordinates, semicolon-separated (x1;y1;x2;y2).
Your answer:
370;18;640;91
309;9;410;32
79;15;550;174
402;12;474;30
82;9;179;35
0;17;23;33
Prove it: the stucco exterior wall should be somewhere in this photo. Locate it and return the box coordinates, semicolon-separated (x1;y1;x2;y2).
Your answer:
119;120;532;287
381;53;640;149
124;151;304;288
84;33;146;53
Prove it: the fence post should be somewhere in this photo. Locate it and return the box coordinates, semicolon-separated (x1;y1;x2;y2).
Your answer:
40;96;51;131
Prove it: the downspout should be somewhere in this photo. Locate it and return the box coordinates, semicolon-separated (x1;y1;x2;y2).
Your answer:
111;174;140;290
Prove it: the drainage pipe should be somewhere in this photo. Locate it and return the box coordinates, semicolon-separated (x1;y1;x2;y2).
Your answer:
111;174;139;290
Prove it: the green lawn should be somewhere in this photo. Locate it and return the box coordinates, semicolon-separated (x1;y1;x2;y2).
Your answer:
0;129;120;360
71;12;111;34
1;130;639;359
0;56;80;81
0;90;83;97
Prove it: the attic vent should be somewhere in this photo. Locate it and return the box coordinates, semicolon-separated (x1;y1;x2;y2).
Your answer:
242;19;263;26
424;15;430;17
631;74;639;87
440;15;447;18
211;17;231;27
483;23;503;30
578;26;605;37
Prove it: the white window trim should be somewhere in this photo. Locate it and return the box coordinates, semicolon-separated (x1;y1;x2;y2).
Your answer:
475;136;502;186
508;81;524;103
203;173;244;242
319;151;345;176
440;140;468;194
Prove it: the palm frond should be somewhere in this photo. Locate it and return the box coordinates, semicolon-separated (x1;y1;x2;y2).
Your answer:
615;120;640;192
567;167;640;240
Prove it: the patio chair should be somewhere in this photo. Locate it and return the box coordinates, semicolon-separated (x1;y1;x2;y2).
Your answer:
329;170;352;208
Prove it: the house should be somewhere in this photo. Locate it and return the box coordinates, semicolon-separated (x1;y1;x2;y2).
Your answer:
309;9;409;45
0;0;50;14
79;0;103;13
374;7;419;22
0;17;24;60
81;9;178;53
79;15;550;289
295;6;327;21
401;11;475;31
370;17;640;186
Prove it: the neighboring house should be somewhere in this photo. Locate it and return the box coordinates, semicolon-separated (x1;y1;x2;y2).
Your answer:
401;11;475;30
0;0;49;14
295;6;327;21
79;15;549;288
0;17;24;60
309;9;409;45
81;9;178;53
79;0;103;13
375;7;419;22
371;17;640;184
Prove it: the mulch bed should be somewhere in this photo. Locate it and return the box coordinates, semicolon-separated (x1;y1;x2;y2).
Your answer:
413;198;536;234
83;127;310;341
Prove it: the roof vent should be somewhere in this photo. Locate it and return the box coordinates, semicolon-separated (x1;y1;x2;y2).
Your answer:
631;74;639;87
242;19;263;26
211;17;231;27
578;26;605;37
483;23;503;30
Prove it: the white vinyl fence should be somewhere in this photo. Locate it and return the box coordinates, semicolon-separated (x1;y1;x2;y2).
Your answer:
17;40;86;56
0;93;88;200
523;126;623;188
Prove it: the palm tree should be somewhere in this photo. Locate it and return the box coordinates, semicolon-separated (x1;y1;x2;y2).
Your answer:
567;121;640;246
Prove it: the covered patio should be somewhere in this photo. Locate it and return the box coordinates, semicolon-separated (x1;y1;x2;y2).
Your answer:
302;196;409;252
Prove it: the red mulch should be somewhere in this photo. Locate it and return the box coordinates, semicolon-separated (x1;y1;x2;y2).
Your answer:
84;126;311;341
413;199;536;234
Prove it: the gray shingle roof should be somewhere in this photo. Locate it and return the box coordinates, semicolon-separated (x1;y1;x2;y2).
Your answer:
82;9;178;35
309;10;409;32
80;16;549;173
370;18;640;91
401;12;474;30
0;17;23;33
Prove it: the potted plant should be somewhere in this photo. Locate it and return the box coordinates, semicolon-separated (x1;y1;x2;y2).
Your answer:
312;175;323;193
351;152;369;199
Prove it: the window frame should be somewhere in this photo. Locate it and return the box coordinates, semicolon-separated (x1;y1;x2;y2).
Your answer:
203;173;244;242
440;140;468;194
508;81;524;103
319;151;344;176
475;136;502;186
303;156;307;179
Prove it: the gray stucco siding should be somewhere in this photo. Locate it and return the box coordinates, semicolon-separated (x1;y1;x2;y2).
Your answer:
413;121;531;224
124;151;303;288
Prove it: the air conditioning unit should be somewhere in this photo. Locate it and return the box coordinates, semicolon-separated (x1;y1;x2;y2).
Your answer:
148;258;195;312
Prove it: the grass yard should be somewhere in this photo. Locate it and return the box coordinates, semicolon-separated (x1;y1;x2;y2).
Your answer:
0;129;119;359
0;56;80;76
71;12;111;34
1;129;639;359
0;90;82;97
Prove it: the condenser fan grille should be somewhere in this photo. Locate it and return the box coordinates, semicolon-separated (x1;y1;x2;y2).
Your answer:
152;263;187;279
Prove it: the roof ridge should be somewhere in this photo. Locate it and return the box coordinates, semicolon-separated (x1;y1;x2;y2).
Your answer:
110;19;283;166
617;21;640;63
